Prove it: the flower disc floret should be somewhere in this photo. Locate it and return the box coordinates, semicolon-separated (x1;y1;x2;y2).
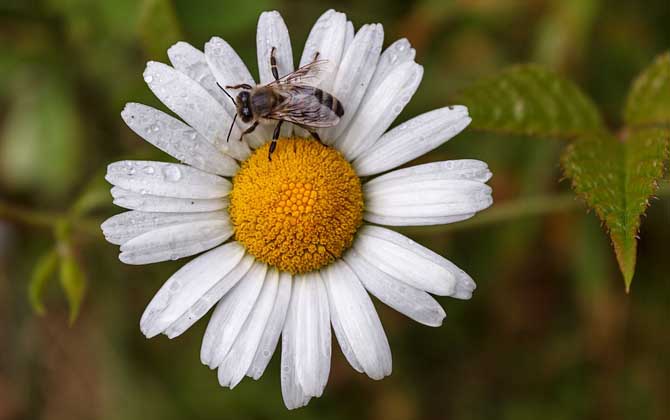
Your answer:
229;137;364;274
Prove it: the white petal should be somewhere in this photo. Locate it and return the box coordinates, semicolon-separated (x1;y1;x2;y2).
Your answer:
121;103;238;176
217;269;279;389
367;38;416;95
335;61;423;161
118;219;233;265
111;187;227;212
257;11;294;83
139;242;250;338
353;106;472;176
281;287;311;409
247;271;292;380
363;213;476;227
299;9;347;92
256;11;294;138
164;254;255;338
204;37;272;148
344;248;446;326
323;260;392;380
364;178;492;223
321;23;384;143
343;20;354;51
366;159;493;186
106;160;230;199
200;262;267;368
168;41;235;112
143;61;250;160
354;225;476;297
204;37;255;87
102;210;228;245
293;272;331;397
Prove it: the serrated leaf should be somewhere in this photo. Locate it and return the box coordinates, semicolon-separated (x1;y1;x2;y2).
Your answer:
455;64;604;138
562;128;669;290
624;52;670;126
138;0;182;59
59;245;87;325
29;249;59;315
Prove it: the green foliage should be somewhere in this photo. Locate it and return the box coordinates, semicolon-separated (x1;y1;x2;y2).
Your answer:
0;76;84;198
455;65;604;138
58;242;87;325
29;249;59;315
561;128;668;290
624;53;670;126
560;52;670;289
458;55;669;289
138;0;183;59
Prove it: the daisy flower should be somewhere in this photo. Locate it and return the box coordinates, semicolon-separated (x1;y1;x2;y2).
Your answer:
102;9;492;409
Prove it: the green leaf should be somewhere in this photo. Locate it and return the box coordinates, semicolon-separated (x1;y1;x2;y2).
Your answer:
138;0;183;59
59;244;87;325
624;52;670;127
29;249;59;315
561;128;669;291
455;64;604;138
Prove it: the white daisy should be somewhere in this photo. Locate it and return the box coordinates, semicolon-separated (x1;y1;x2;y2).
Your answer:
102;9;492;409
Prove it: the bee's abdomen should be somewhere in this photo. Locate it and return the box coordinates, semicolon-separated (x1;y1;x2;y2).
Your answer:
316;88;344;117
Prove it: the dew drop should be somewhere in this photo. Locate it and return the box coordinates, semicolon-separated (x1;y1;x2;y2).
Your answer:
144;75;154;84
143;165;155;175
163;165;182;182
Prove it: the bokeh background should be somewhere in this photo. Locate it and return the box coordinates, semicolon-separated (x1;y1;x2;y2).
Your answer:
1;0;668;419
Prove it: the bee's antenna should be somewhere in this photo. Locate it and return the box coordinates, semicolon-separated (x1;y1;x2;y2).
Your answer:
217;82;236;106
226;113;237;143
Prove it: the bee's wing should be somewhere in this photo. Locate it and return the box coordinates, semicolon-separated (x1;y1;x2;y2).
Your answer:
269;60;328;86
267;85;341;128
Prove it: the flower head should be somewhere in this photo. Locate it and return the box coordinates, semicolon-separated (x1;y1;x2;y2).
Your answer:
102;9;492;409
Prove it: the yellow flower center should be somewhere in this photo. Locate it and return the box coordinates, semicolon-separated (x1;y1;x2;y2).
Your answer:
229;137;364;274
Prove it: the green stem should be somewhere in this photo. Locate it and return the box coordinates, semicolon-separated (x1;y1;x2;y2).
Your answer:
0;201;101;237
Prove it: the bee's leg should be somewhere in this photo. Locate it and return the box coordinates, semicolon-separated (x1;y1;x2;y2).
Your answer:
239;121;259;142
308;130;322;144
270;47;279;81
269;120;284;161
296;124;324;145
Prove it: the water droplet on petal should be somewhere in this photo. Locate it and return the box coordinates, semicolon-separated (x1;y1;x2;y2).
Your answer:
144;75;153;83
143;165;155;174
162;165;182;182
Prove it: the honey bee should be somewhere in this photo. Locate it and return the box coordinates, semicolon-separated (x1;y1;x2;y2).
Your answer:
220;47;344;160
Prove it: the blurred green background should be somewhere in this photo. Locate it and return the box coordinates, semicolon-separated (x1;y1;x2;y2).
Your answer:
1;0;668;419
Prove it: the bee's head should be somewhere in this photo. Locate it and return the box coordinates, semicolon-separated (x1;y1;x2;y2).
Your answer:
236;91;253;123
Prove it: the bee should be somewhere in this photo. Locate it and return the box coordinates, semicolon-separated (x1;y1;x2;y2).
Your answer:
220;47;344;160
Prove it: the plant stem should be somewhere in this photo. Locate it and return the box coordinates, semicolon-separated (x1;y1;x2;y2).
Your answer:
0;201;101;237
